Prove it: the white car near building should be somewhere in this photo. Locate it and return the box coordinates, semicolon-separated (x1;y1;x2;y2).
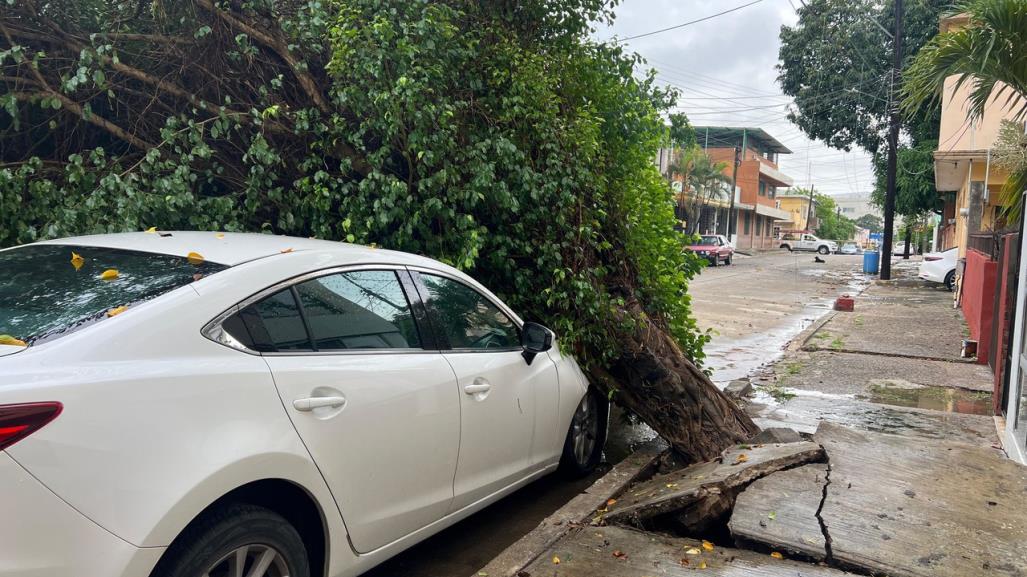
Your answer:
918;247;958;291
0;232;607;577
778;233;838;255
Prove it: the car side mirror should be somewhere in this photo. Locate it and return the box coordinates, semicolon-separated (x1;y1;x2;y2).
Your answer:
521;322;553;365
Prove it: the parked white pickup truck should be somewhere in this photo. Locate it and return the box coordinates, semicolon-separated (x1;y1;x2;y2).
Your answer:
779;233;838;255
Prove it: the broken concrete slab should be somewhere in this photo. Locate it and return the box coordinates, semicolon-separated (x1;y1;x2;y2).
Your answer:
801;422;1025;577
605;442;824;528
750;427;804;444
729;463;829;561
725;379;753;398
525;524;850;576
816;422;1027;576
470;444;663;577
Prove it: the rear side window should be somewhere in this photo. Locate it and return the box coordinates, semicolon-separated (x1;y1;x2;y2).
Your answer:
222;270;421;352
0;244;226;345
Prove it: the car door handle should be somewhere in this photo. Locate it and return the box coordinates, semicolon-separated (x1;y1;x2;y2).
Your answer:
463;382;492;395
293;396;347;411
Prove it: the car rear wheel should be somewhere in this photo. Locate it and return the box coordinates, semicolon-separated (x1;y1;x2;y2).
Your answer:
151;503;309;577
780;244;791;252
944;270;955;292
559;388;608;477
818;246;830;255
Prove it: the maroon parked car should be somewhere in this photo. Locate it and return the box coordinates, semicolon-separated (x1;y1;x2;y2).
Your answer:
688;234;734;266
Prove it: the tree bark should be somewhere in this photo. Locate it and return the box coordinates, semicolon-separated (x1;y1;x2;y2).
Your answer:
588;296;759;463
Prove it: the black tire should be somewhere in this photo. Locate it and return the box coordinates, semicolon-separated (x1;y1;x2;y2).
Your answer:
725;254;733;265
151;503;309;577
559;388;609;477
944;270;955;292
817;245;830;255
710;255;719;267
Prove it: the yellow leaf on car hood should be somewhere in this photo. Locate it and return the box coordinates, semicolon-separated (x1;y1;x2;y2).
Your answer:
99;269;119;280
70;252;84;270
0;335;26;347
186;251;205;265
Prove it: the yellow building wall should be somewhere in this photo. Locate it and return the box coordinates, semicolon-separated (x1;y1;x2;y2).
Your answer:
777;197;810;230
952;161;1010;259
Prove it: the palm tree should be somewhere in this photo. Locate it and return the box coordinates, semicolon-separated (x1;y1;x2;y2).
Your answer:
901;0;1027;215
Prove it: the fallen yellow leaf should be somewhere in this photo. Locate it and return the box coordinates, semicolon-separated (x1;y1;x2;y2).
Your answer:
186;251;205;266
0;334;26;347
702;540;714;551
606;498;617;506
107;306;128;317
145;226;157;233
771;552;784;559
684;547;701;555
71;252;84;270
552;555;560;565
666;483;678;488
99;269;119;280
280;248;294;253
215;232;225;239
736;453;749;463
698;560;708;569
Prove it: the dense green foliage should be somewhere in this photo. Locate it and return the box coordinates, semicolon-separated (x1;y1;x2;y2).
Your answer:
813;192;856;240
670;147;729;235
871;140;941;219
778;0;948;153
854;213;884;234
0;1;711;368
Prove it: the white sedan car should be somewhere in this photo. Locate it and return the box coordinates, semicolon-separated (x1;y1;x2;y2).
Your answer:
918;247;958;290
0;232;607;577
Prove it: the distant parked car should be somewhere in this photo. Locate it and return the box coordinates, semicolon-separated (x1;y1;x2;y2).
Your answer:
919;247;958;290
779;233;837;255
892;243;919;256
840;242;859;255
688;234;734;266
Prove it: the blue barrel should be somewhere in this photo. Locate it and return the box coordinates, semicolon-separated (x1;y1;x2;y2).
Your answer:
863;250;880;274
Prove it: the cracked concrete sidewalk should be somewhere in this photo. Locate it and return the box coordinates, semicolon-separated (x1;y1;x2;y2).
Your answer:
504;263;1027;577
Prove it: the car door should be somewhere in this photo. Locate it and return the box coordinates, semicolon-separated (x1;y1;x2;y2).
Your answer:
801;234;816;251
413;270;560;512
220;267;461;554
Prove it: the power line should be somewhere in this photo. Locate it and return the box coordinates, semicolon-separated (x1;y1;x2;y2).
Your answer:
613;0;765;43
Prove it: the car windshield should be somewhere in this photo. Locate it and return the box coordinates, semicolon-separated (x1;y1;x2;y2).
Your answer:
0;244;227;345
699;236;719;245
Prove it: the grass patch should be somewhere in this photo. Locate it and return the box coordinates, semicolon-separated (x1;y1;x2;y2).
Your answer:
830;336;845;350
852;315;864;326
757;383;797;403
812;330;831;340
783;361;803;375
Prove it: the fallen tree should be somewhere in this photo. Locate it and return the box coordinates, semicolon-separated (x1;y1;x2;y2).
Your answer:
0;0;757;460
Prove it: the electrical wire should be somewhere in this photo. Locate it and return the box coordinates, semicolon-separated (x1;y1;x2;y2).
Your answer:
612;0;765;43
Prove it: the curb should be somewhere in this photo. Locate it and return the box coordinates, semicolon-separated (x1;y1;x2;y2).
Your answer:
470;444;665;577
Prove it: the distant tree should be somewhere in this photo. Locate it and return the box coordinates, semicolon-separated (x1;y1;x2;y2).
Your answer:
668;113;697;150
814;194;857;240
778;0;949;153
678;149;730;235
854;213;883;233
870;140;941;256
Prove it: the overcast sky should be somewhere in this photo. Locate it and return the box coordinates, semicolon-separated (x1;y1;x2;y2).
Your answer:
592;0;876;196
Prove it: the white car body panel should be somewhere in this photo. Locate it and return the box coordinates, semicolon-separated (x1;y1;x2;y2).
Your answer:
0;232;591;577
918;248;958;284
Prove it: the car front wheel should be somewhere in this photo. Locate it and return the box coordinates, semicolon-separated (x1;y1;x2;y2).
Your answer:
818;246;830;255
559;388;608;477
151;503;309;577
944;270;955;292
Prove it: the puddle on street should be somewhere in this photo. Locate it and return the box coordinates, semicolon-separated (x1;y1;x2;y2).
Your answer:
860;383;993;416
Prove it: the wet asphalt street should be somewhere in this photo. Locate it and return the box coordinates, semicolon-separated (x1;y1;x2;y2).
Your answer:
361;249;866;577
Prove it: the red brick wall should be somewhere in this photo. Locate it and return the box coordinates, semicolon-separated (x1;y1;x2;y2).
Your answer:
994;235;1016;412
962;249;998;365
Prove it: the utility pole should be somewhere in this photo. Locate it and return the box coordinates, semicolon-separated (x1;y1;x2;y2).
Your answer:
806;184;816;231
727;129;747;242
881;0;903;280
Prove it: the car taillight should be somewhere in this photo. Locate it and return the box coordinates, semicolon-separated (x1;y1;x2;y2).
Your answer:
0;402;62;451
924;256;941;261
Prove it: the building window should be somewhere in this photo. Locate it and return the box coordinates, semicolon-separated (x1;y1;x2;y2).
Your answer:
756;216;763;236
743;212;751;235
759;182;766;196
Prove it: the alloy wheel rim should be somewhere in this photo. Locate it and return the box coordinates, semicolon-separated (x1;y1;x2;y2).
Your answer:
204;543;290;577
571;394;599;465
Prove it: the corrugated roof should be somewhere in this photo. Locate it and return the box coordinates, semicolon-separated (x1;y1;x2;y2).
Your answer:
692;127;793;154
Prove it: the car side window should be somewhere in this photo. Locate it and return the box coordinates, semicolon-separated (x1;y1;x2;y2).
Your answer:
419;274;520;350
222;288;312;352
294;270;421;350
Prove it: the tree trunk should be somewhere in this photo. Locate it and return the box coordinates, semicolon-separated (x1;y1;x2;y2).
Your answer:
903;225;912;259
587;296;759;462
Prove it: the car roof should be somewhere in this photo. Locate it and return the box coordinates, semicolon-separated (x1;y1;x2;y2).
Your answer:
32;231;441;267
